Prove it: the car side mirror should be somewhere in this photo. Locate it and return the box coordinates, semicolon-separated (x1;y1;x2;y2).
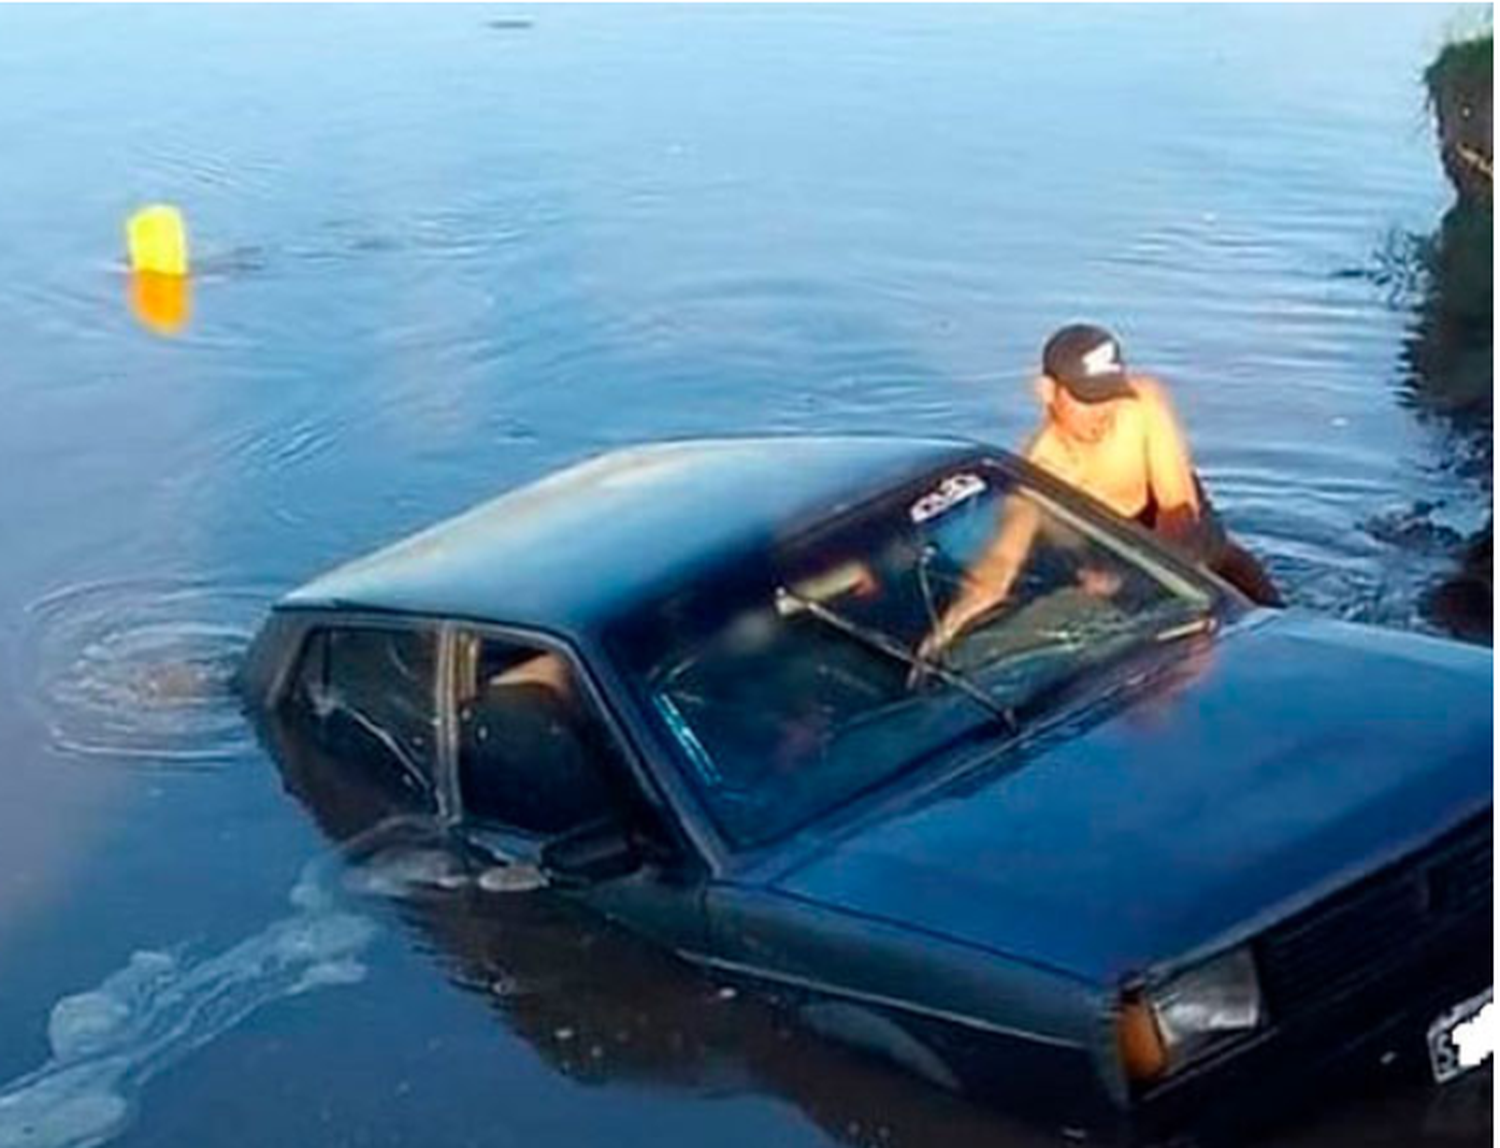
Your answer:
541;818;641;883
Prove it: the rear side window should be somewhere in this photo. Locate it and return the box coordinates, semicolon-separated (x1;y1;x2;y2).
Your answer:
454;632;623;838
284;624;440;807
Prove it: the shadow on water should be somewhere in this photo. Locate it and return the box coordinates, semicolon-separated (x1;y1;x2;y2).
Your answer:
1378;32;1493;646
1397;201;1493;644
1349;202;1493;645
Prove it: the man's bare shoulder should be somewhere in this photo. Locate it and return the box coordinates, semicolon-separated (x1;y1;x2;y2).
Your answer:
1127;374;1187;427
1127;374;1174;406
1022;424;1072;477
1023;423;1056;458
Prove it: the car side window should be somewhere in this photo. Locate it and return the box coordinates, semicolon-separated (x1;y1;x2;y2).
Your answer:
282;624;440;809
454;632;623;837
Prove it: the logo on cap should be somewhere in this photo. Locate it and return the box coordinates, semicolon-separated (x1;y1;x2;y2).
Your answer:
1081;340;1121;377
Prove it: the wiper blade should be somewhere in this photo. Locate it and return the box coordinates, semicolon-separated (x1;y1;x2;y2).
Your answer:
775;587;1017;734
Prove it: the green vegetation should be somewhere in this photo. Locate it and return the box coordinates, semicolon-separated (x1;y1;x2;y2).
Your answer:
1423;20;1492;206
1424;31;1492;105
1409;21;1493;641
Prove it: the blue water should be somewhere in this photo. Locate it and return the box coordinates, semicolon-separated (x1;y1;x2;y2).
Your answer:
0;6;1489;1147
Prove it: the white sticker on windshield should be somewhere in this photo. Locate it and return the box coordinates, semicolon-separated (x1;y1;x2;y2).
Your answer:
910;473;987;524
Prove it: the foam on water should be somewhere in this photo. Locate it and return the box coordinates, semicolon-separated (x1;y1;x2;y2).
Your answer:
0;859;377;1148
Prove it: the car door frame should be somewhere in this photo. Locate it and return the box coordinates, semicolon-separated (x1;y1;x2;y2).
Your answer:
438;618;702;859
444;619;720;956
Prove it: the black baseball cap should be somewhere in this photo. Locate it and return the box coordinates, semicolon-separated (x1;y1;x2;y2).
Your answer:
1041;323;1132;403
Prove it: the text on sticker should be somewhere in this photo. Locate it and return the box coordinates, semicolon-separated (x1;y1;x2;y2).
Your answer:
910;473;987;524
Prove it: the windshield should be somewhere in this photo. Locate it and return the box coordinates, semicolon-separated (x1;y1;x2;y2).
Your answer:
608;461;1213;849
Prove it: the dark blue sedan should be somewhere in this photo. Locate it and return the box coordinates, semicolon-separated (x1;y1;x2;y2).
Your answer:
241;436;1493;1144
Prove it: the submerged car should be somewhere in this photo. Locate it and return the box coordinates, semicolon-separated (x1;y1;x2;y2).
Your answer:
241;436;1493;1144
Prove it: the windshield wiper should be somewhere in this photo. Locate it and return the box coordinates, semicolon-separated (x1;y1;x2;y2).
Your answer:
775;587;1017;735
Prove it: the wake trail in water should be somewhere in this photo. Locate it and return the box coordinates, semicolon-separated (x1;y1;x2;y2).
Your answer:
0;854;378;1148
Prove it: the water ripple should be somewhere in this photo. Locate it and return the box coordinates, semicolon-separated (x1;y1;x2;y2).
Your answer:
17;578;273;768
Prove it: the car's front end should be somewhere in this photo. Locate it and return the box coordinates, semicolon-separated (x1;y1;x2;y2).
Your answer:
583;443;1491;1143
1114;809;1491;1143
727;607;1492;1144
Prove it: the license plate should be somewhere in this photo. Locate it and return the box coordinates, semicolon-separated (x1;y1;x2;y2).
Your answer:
1427;987;1494;1084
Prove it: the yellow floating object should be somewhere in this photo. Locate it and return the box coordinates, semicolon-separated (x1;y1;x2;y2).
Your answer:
126;204;189;276
129;271;192;336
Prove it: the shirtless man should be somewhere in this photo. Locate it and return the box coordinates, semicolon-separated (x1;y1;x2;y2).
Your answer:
923;324;1280;657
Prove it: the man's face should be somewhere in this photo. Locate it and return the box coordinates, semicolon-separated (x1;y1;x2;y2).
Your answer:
1044;377;1118;443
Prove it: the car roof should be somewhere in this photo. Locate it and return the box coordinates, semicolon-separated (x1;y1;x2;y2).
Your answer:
281;435;989;635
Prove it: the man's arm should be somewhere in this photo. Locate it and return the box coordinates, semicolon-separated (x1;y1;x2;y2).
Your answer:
490;651;573;696
920;493;1041;657
923;427;1065;653
1136;376;1202;545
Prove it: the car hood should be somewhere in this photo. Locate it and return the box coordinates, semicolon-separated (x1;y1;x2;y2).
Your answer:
772;613;1493;984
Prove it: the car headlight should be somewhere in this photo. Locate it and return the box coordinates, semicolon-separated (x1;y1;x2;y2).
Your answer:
1117;947;1264;1085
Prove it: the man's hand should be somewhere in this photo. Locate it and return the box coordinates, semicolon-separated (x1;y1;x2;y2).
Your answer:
909;595;995;686
915;620;956;666
908;620;954;689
